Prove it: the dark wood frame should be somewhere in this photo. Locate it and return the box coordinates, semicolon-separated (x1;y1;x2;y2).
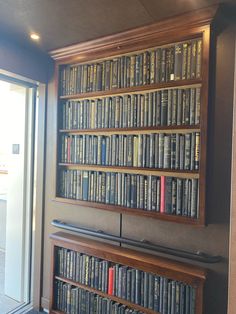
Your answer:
50;5;219;226
49;232;207;314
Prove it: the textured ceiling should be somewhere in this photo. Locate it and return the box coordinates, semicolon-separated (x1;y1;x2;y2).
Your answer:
0;0;235;52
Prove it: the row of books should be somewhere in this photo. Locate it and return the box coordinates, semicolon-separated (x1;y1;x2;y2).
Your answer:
56;248;196;313
61;87;201;130
58;170;199;217
55;280;145;314
59;39;202;96
60;132;200;171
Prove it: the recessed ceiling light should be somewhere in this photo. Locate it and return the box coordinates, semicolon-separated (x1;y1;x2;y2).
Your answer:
30;33;40;41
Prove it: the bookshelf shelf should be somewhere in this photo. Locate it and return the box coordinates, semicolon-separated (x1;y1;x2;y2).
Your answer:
59;125;201;135
59;79;202;101
58;163;199;178
49;232;207;313
54;197;200;224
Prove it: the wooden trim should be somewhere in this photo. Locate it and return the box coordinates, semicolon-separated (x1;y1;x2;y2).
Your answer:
50;232;207;282
198;25;211;226
58;163;199;178
49;244;56;311
50;5;219;62
49;232;206;314
32;84;47;310
54;10;214;226
59;125;201;135
53;197;203;225
228;39;236;314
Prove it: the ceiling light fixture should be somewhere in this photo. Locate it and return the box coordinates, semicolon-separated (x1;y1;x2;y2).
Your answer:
30;33;40;41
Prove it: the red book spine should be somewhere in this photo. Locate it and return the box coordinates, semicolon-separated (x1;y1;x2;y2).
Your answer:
160;176;166;213
108;267;114;295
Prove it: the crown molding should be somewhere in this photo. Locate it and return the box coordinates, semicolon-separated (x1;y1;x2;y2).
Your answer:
50;4;220;63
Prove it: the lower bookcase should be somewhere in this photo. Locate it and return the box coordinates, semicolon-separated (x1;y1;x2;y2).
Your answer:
49;232;207;314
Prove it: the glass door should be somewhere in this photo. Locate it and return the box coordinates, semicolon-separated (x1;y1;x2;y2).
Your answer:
0;79;36;313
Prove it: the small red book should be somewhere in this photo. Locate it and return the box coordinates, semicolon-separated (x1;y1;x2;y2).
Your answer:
108;267;114;295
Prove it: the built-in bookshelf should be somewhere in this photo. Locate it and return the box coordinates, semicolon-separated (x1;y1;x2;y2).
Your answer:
51;7;218;225
49;232;207;314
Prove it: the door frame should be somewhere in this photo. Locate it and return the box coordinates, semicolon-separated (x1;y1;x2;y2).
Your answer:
228;38;236;314
0;69;46;312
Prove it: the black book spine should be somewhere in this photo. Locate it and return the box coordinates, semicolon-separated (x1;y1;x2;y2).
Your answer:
176;178;183;215
166;47;175;81
167;281;172;314
195;87;201;124
164;134;171;169
143;272;149;308
161;48;166;82
185;89;190;125
131;269;136;304
189;88;196;125
165;177;172;214
148;274;154;309
179;284;185;314
158;133;164;169
191;40;197;79
170;134;176;169
174;44;183;80
167;89;172;126
196;39;202;78
177;89;182;126
184;133;191;170
155;48;161;83
171;281;176;314
175;282;180;314
191;179;198;218
190;287;196;314
154;276;160;312
156;91;161;126
135;269;141;305
161;90;168;126
163;278;169;314
150;50;156;84
126;269;132;301
171;178;177;215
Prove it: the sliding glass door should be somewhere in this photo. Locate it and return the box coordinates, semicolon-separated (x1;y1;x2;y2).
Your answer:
0;79;36;313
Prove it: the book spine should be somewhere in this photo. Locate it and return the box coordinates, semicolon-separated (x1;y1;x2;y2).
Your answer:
195;132;200;170
195;87;201;124
191;40;197;79
130;55;136;87
160;176;166;213
174;44;183;80
196;39;202;78
155;48;161;83
165;177;172;214
150;51;156;84
161;48;166;82
161;90;168;125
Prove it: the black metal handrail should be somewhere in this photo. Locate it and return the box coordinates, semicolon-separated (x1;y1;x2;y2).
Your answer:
51;219;221;264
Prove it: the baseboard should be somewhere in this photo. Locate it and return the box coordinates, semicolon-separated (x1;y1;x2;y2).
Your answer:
41;297;49;311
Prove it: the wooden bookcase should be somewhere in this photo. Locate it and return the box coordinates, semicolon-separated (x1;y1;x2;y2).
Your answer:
50;6;219;226
49;232;207;314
